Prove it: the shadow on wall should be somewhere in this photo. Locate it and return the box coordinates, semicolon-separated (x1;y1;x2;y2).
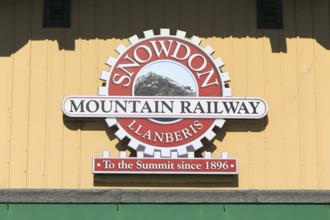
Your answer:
0;0;329;56
63;116;269;154
63;116;266;188
94;174;239;187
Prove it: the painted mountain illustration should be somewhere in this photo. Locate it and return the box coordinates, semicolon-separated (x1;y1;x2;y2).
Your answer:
134;72;196;96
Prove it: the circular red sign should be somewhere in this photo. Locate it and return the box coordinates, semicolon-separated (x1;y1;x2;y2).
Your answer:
104;32;227;155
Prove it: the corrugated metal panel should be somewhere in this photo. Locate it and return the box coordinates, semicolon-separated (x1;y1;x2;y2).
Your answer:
0;0;14;189
0;0;329;189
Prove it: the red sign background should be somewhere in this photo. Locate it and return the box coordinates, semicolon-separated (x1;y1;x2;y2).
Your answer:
93;158;237;174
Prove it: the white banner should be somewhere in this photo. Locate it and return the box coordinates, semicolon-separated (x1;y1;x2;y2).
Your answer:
62;96;268;119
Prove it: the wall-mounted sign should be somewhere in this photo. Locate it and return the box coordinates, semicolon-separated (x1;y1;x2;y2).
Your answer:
93;157;237;175
63;96;267;119
62;29;268;175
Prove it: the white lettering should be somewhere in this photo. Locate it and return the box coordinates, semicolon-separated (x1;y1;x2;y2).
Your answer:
150;40;174;57
188;54;207;72
171;41;191;60
133;45;152;63
196;68;219;88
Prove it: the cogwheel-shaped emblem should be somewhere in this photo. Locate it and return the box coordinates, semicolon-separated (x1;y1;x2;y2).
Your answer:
98;29;232;158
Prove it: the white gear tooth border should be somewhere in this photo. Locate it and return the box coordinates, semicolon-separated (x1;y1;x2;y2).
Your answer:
98;29;232;158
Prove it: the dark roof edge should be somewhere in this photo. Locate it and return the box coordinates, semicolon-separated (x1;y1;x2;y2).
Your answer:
0;189;329;204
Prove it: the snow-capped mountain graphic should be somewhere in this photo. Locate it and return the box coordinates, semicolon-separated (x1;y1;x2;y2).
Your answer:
134;72;196;96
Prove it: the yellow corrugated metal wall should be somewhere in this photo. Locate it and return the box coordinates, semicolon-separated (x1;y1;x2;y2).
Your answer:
0;0;330;189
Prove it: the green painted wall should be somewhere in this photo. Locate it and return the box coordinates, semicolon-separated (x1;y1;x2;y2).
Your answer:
0;204;329;220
